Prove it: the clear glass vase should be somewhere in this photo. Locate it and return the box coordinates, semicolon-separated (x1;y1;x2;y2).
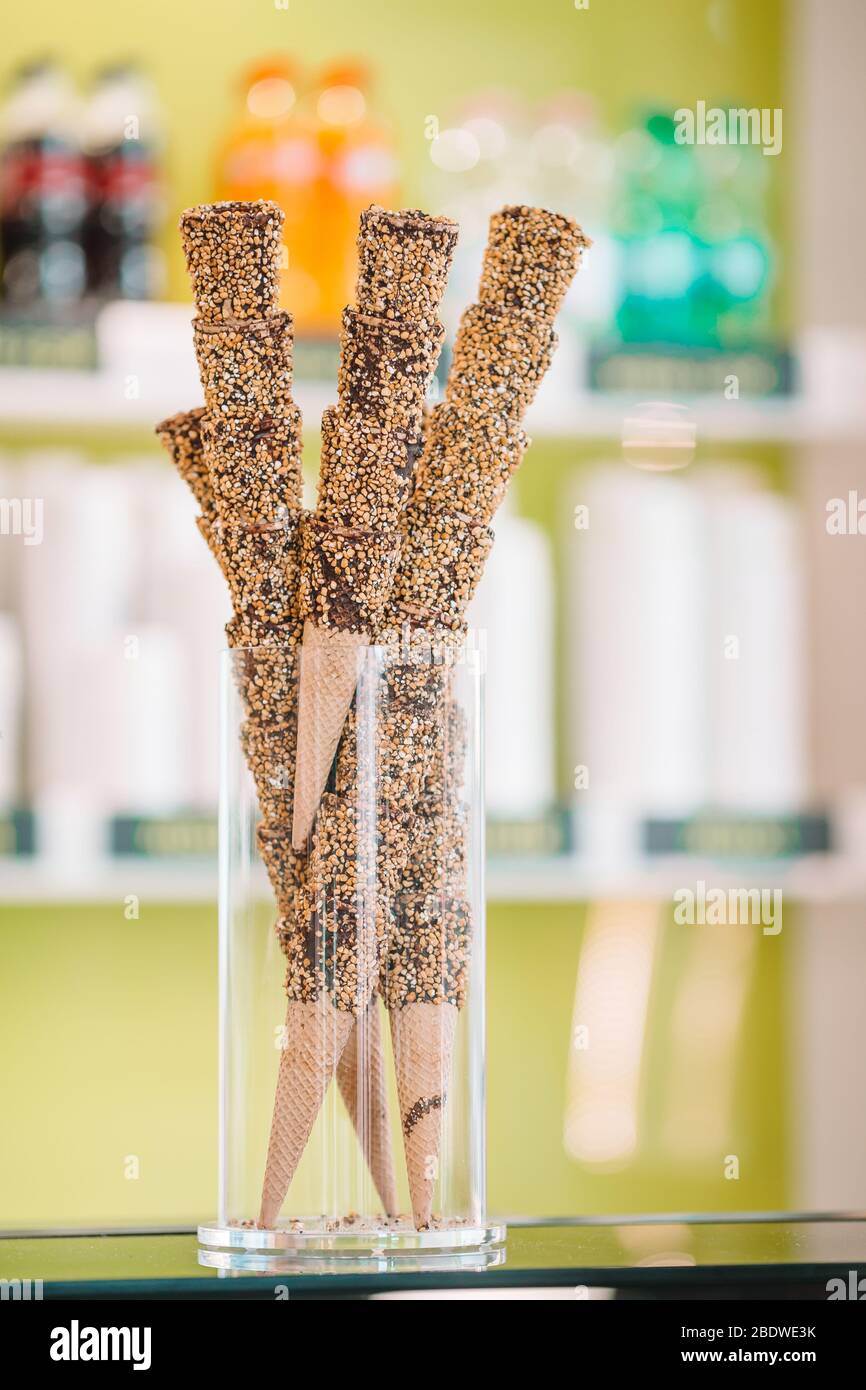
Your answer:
197;632;504;1271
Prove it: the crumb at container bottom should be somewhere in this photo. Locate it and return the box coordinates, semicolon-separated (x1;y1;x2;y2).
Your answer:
199;636;504;1271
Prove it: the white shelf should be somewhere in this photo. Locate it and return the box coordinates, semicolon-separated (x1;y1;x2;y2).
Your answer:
6;853;866;906
486;854;866;905
1;302;864;443
2;858;219;904
526;390;865;444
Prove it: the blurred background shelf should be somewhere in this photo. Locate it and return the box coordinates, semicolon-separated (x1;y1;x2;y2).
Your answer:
7;852;866;906
1;302;864;442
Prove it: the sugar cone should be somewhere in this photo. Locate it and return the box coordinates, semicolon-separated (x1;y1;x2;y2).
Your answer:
258;997;355;1229
336;997;399;1217
390;1000;458;1229
291;620;368;849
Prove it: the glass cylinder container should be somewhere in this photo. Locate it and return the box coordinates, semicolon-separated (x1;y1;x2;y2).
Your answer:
198;631;504;1271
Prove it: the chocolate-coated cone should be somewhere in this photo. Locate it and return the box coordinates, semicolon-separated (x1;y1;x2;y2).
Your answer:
256;825;299;915
258;997;355;1229
291;620;368;849
195;515;224;570
390;1001;458;1230
336;998;399;1217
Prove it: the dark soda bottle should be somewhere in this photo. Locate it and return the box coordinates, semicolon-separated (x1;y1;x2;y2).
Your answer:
82;63;164;299
0;59;87;306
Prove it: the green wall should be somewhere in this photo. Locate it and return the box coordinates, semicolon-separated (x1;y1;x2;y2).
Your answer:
0;901;788;1228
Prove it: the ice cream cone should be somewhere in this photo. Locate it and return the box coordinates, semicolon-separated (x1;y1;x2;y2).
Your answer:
355;206;458;330
202;409;303;526
241;718;297;822
368;209;589;1236
388;506;494;630
180;199;284;322
257;824;300;914
413;404;528;519
446;302;550;421
286;207;454;851
477;204;590;319
336;996;399;1217
211;515;301;628
226;622;304;720
193;311;294;418
317;406;419;530
337;307;443;437
155;408;215;520
291;623;368;850
258;996;355;1229
194;514;224;569
390;1000;458;1229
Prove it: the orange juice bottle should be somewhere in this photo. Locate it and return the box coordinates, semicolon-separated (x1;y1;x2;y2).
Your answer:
214;58;322;329
308;60;398;333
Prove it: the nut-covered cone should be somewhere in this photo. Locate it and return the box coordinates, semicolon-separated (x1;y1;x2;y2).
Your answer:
225;613;302;651
212;515;301;627
229;629;303;722
258;997;355;1228
525;329;557;411
180;199;284;321
155;408;215;519
447;302;551;421
307;790;378;901
285;886;382;1013
390;1000;458;1230
292;621;368;849
241;717;297;822
337;307;444;436
317;406;420;531
202;409;303;525
355;206;458;329
257;824;301;914
195;514;225;569
477;204;590;320
412;403;528;522
193;311;293;418
298;514;400;633
380;891;472;1015
336;997;399;1216
389;506;493;631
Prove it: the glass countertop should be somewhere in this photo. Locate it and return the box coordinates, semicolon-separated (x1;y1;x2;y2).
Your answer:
2;1214;865;1298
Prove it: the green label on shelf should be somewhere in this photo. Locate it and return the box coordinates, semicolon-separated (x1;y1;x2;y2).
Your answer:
644;813;831;859
0;809;36;856
487;807;573;859
588;341;794;398
110;814;217;859
0;313;99;370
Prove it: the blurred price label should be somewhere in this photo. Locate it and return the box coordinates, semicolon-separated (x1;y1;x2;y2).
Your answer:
109;814;217;859
588;341;794;398
0;810;36;856
0;310;98;370
644;812;831;859
487;807;573;859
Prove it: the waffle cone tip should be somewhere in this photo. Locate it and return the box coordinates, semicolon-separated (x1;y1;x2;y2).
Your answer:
258;998;355;1229
390;1001;458;1230
336;1001;400;1217
291;621;369;849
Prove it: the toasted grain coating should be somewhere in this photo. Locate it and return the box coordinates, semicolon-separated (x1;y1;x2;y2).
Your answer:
193;312;293;418
355;205;458;329
180;200;284;321
202;409;303;524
